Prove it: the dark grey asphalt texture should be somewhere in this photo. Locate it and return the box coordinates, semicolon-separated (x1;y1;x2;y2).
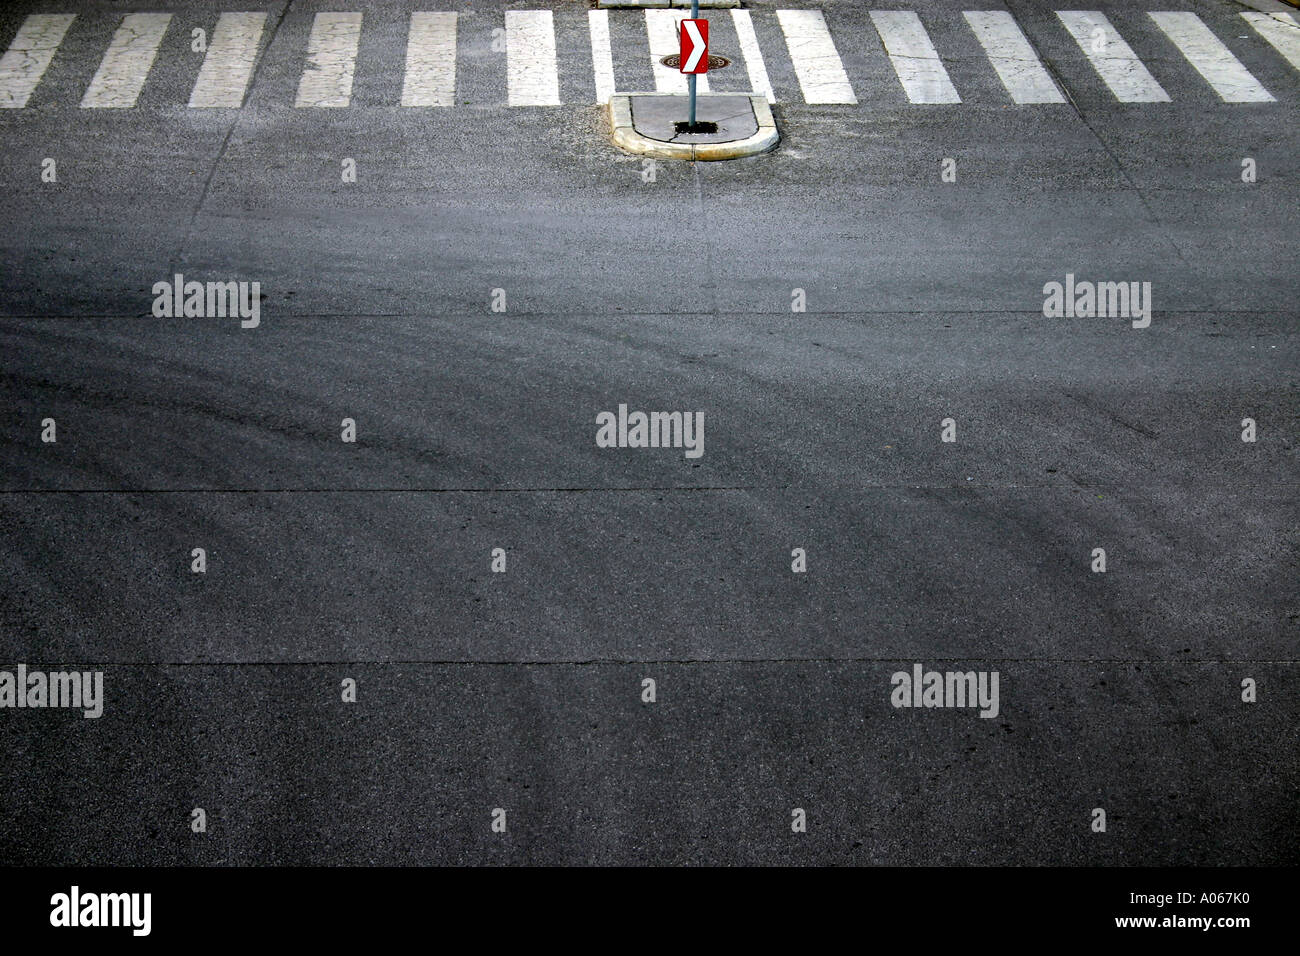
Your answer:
0;0;1296;865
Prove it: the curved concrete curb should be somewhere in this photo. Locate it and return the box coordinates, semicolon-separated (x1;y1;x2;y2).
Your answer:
1232;0;1295;13
608;93;779;162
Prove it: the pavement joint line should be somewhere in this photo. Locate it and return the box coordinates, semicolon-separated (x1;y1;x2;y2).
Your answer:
4;310;1297;319
182;122;238;238
691;161;718;314
991;8;1169;203
178;1;293;250
2;485;1293;495
0;486;767;494
10;660;1300;668
1015;28;1192;269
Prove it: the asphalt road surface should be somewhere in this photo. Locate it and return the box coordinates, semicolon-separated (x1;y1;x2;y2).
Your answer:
0;0;1296;865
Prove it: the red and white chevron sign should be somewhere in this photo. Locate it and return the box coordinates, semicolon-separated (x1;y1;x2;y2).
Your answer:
679;19;709;74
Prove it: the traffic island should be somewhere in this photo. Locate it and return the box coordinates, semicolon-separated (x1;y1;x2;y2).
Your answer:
608;92;779;161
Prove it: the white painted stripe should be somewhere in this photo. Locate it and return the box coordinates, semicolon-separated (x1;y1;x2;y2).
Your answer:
401;11;456;107
1241;11;1300;74
295;12;363;108
870;10;960;104
0;14;75;109
776;9;855;104
189;12;267;108
82;13;170;108
1151;13;1271;103
588;9;615;104
1057;11;1170;103
964;10;1064;104
646;9;710;94
731;9;774;103
507;10;560;106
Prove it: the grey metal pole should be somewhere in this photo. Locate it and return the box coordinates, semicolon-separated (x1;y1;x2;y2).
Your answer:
689;0;699;129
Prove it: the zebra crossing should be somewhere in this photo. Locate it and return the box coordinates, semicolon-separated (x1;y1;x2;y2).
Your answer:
1057;11;1171;103
80;12;170;109
295;11;363;108
400;12;456;107
963;11;1064;105
776;9;856;105
507;10;561;106
1149;11;1273;103
188;12;266;109
870;10;962;105
1;8;1297;112
0;14;74;109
